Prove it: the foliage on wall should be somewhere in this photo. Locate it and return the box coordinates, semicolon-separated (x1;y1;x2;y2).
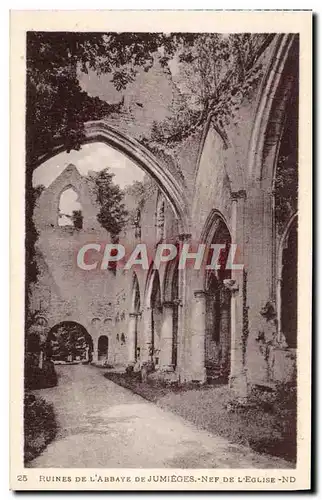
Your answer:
86;168;128;239
147;34;273;153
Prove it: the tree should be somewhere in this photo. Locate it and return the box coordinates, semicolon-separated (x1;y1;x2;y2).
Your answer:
71;210;83;230
25;32;274;323
86;168;128;240
149;34;274;147
48;325;89;361
26;32;273;167
26;32;192;168
49;327;72;361
25;32;189;317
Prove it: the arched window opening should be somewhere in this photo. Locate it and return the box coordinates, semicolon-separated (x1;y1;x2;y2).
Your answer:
58;187;83;229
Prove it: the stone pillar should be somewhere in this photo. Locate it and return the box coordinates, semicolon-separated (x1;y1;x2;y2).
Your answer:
160;301;174;371
227;191;248;397
246;187;275;385
142;307;153;362
127;313;138;364
276;272;283;342
220;290;231;372
92;338;99;363
225;281;247;396
190;290;207;383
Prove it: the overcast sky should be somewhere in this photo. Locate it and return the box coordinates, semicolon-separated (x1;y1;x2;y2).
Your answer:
32;142;145;189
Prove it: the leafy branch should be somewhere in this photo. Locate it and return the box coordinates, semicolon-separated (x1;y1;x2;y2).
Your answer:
149;34;273;148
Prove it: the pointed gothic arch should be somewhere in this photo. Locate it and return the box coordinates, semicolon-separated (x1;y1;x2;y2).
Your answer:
57;185;83;228
247;33;299;188
33;121;189;234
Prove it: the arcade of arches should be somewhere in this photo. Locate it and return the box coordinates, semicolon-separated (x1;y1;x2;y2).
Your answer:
28;34;299;395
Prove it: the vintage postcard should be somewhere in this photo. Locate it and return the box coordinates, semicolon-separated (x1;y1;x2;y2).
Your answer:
10;10;312;491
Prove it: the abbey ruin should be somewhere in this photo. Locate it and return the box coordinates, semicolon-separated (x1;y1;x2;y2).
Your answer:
28;34;298;396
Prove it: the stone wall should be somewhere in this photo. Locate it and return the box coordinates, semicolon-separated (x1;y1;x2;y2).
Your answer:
29;33;299;390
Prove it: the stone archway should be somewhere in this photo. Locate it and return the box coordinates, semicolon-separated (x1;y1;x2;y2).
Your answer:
142;268;162;365
244;34;299;388
247;34;299;186
47;321;93;363
189;211;234;384
204;218;232;383
33;121;189;235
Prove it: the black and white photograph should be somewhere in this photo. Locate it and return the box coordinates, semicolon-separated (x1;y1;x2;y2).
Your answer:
10;10;312;491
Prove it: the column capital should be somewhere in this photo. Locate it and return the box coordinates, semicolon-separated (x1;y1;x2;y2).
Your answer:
193;289;207;299
129;312;139;318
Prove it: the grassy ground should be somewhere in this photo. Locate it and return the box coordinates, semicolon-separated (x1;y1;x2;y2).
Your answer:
24;393;58;464
104;372;296;463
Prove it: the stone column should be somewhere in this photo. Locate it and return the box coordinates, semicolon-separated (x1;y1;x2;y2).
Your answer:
160;301;174;371
127;313;138;364
92;338;99;363
227;191;248;397
190;290;207;383
246;187;275;385
225;281;246;396
220;290;231;373
142;307;153;362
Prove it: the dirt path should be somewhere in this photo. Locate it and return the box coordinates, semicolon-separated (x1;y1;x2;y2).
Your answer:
29;364;292;469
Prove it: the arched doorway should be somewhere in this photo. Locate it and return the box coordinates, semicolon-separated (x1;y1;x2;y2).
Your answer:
278;216;298;348
98;335;109;362
204;218;232;382
47;321;93;363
